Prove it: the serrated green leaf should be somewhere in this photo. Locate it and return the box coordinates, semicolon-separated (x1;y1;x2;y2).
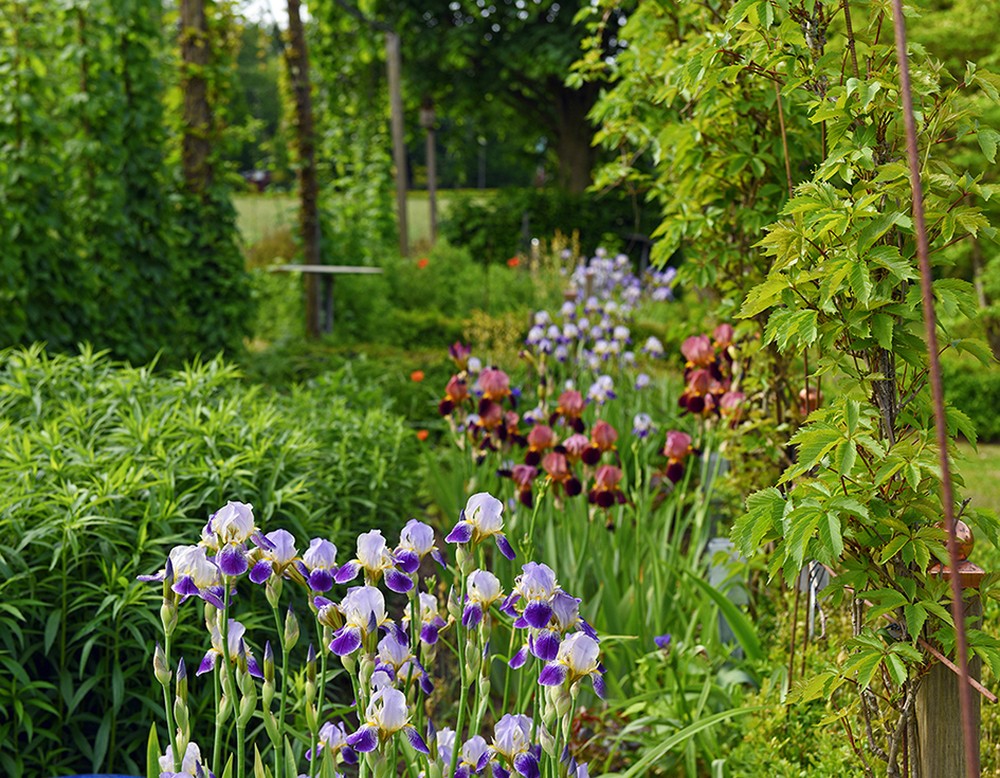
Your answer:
819;511;844;559
834;439;858;475
904;603;928;640
872;313;893;349
885;653;908;686
978;128;1000;163
879;535;909;564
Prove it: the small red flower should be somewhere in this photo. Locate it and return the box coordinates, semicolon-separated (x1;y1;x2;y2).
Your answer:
410;370;425;383
417;258;429;269
416;430;429;442
507;256;521;268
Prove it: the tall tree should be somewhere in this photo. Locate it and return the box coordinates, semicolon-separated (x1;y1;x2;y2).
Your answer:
375;0;627;193
174;0;252;356
284;0;323;335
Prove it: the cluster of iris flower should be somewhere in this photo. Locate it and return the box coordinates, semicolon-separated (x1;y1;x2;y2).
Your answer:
438;343;626;511
144;493;600;778
677;324;745;423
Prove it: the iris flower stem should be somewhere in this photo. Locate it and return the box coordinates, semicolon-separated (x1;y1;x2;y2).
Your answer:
270;603;288;778
551;718;563;778
221;584;246;778
212;659;222;771
500;622;517;716
310;632;330;778
447;572;469;778
161;632;180;772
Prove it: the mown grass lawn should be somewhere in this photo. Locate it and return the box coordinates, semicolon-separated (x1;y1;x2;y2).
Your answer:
234;189;474;249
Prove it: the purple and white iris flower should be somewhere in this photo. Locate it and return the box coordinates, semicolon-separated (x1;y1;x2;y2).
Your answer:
374;632;434;695
537;632;606;699
159;742;214;778
306;721;358;765
503;562;559;630
642;336;665;358
249;528;299;585
346;686;429;755
202;501;272;578
404;592;448;645
526;591;600;662
586;375;615;405
462;569;504;629
634;372;651;391
632;413;654;438
490;714;541;778
435;728;456;767
329;586;393;656
394;519;445;574
138;544;225;609
197;618;263;679
454;734;491;777
445;492;516;561
296;537;339;593
334;529;412;593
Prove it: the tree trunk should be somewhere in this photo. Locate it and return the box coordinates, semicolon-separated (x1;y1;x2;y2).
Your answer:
551;79;598;194
180;0;211;193
285;0;322;336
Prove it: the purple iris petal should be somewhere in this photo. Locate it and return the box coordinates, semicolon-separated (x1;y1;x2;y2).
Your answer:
456;767;471;778
654;633;671;650
509;645;529;669
308;569;333;592
462;602;484;629
581;621;599;641
247;656;264;679
196;652;217;676
523;601;552;629
342;746;358;765
514;752;540;778
218;545;249;577
395;549;420;574
419;673;434;695
346;724;379;753
136;571;165;583
249;560;273;585
538;663;568;687
385;569;414;594
313;595;333;609
532;630;560;661
173;576;200;597
201;585;225;609
445;521;474;544
494;766;511;778
431;548;446;567
420;624;440;645
500;593;520;617
495;534;516;561
252;530;276;551
391;622;409;646
477;749;492;772
334;560;361;584
405;725;431;754
592;672;607;699
373;662;396;681
330;627;362;656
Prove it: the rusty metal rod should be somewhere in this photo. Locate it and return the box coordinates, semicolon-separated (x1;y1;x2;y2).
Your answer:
889;2;980;775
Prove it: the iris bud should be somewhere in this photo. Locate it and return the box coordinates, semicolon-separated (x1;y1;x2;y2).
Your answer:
238;684;257;728
153;643;171;687
176;658;188;703
284;605;300;651
265;575;283;609
160;600;178;638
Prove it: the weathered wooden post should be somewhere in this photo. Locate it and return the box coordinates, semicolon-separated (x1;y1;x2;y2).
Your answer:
386;31;408;256
419;98;437;244
916;521;986;778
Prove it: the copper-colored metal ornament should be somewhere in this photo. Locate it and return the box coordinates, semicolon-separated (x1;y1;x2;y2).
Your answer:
928;520;985;589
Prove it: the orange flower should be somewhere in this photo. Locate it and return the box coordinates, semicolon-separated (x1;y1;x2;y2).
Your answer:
507;256;520;268
417;258;429;269
410;370;425;383
416;429;429;441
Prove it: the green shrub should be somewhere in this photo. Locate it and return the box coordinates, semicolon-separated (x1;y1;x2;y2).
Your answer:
440;187;661;264
0;345;420;777
941;351;1000;442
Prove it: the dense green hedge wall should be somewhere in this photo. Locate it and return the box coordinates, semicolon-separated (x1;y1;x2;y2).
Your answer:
0;346;420;777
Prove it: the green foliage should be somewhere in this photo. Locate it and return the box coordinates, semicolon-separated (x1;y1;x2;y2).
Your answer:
941;352;1000;442
0;345;420;777
441;188;660;265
